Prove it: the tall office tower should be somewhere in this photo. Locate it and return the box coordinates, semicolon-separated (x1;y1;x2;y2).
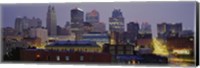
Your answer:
109;9;125;45
157;22;182;38
86;9;99;23
15;17;23;35
70;7;84;40
46;5;57;36
138;22;152;39
127;22;140;43
140;22;152;34
29;17;42;28
109;9;124;33
15;16;29;35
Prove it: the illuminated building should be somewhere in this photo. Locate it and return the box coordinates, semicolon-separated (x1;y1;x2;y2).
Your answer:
166;37;194;65
108;9;125;45
22;37;42;48
71;7;84;24
82;32;109;47
109;9;124;33
46;5;57;36
70;7;84;40
103;44;136;63
45;41;102;53
86;9;99;23
29;27;48;43
166;37;194;54
127;22;139;43
136;39;152;47
109;31;126;45
139;22;151;34
157;23;182;39
138;22;152;39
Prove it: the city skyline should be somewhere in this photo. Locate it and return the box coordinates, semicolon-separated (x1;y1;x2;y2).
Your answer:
2;2;196;37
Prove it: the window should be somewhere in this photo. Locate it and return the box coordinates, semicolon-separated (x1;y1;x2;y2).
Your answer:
109;46;115;50
110;50;115;55
56;56;60;61
80;56;84;61
126;46;133;50
65;56;70;61
117;46;124;50
126;51;133;55
117;51;124;55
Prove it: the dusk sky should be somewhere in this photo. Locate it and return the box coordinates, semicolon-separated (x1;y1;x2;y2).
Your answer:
1;2;196;37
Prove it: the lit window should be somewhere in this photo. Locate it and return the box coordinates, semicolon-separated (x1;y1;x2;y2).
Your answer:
65;56;70;61
80;56;84;61
56;56;60;61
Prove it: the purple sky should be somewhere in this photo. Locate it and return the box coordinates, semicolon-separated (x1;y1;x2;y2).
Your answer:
1;2;196;37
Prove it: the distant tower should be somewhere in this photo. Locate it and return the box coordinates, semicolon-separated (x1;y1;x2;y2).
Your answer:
15;17;23;35
86;9;99;23
109;9;124;33
70;7;84;40
46;5;57;36
157;22;182;38
138;22;152;39
109;9;125;45
127;22;139;43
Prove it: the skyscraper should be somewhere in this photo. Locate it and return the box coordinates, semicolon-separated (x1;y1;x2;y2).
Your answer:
70;7;84;40
15;16;43;36
139;22;152;34
46;5;57;36
157;22;182;38
15;17;23;35
86;10;99;23
71;7;84;24
29;17;42;28
109;9;124;33
138;22;152;39
109;9;125;45
127;22;139;43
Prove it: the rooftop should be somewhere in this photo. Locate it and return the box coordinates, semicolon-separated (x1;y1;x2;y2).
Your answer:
46;40;99;47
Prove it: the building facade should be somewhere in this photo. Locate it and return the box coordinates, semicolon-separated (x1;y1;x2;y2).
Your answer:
20;49;112;63
91;22;106;33
127;22;140;43
86;10;99;23
45;41;102;53
157;23;182;38
109;9;124;33
70;7;84;40
82;32;109;47
29;28;48;43
46;5;57;36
